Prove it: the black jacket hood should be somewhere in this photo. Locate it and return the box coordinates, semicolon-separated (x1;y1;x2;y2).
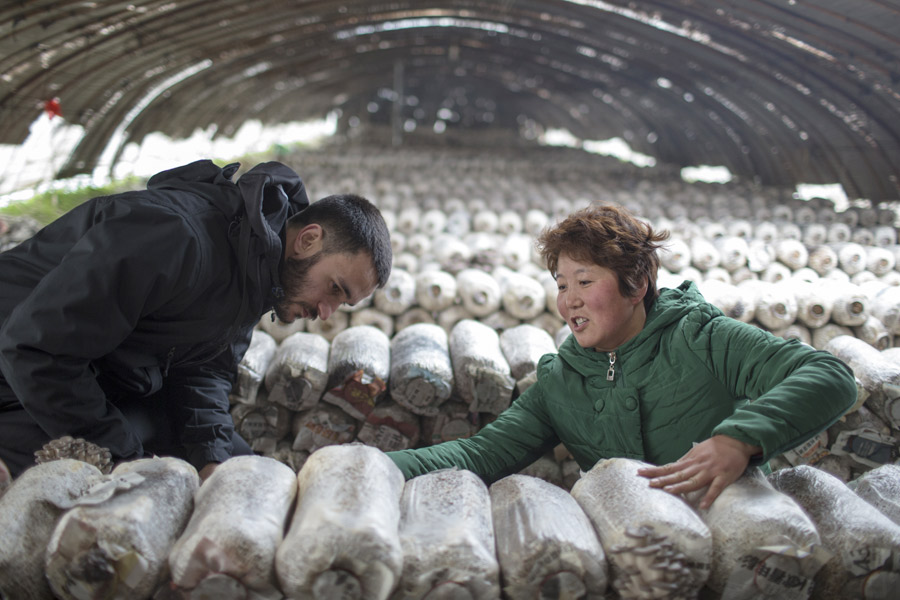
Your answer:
147;159;310;319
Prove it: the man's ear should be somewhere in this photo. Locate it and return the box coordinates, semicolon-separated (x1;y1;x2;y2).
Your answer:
290;223;324;259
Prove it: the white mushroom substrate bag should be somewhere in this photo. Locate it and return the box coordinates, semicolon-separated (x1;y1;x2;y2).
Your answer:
275;444;405;600
389;322;454;417
45;457;199;600
570;458;713;600
393;468;500;600
768;464;900;600
0;459;103;600
687;468;824;598
264;331;330;412
166;455;297;599
490;473;608;599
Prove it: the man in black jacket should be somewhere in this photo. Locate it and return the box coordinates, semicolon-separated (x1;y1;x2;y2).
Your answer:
0;159;392;480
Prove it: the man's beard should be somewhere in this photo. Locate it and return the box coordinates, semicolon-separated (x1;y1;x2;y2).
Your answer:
273;252;322;322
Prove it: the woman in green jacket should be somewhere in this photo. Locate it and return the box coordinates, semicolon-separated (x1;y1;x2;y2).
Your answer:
387;204;857;508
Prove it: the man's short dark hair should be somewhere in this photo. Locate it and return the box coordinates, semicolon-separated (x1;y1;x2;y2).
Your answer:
288;194;392;287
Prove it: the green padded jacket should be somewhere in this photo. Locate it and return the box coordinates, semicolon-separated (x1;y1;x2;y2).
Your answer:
388;280;857;482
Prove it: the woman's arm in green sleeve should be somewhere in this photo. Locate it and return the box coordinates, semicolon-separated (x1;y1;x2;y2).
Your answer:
706;318;856;461
387;382;559;483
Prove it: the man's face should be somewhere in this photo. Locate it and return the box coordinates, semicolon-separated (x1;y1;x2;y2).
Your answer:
274;250;377;323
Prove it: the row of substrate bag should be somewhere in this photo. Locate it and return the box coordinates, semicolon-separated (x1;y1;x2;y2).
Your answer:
5;204;900;347
382;212;900;286
236;307;900;485
380;204;896;251
1;445;898;600
262;266;567;343
229;320;549;470
258;261;900;354
298;142;893;230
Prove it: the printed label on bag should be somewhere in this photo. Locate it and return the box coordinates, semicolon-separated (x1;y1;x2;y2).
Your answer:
720;545;830;600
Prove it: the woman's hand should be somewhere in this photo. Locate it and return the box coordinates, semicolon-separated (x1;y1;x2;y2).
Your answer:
637;435;761;509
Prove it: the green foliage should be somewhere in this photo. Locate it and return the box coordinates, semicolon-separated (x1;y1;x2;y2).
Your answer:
0;179;143;225
0;145;302;226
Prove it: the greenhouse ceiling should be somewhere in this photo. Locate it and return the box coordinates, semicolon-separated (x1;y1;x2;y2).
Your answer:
0;1;898;200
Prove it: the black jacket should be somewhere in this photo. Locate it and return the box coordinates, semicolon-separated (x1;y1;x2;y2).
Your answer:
0;160;308;467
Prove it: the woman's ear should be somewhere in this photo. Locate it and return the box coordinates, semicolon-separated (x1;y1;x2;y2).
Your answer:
289;223;324;259
632;275;649;305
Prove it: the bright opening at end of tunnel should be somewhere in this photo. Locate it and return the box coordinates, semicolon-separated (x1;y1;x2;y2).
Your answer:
543;127;734;183
541;128;852;209
0;118;853;213
795;183;850;212
682;165;733;184
0;113;339;206
542;128;657;168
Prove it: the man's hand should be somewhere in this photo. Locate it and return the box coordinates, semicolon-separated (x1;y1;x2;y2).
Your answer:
637;435;761;509
198;462;219;483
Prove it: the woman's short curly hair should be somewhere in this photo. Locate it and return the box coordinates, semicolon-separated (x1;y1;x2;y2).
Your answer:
536;204;670;312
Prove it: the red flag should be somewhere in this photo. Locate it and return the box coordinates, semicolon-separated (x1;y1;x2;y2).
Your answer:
43;97;62;119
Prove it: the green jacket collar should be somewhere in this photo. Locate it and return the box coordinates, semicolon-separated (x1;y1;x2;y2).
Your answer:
557;280;704;377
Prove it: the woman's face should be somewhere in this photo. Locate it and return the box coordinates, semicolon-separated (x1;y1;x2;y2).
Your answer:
555;253;647;352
